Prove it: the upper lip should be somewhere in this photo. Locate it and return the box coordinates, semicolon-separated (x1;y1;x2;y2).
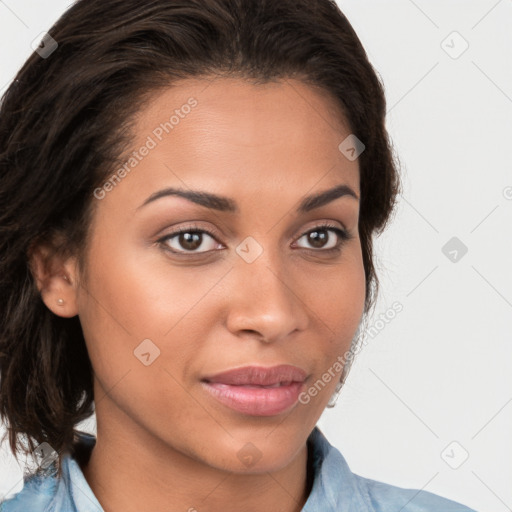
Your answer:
202;364;308;386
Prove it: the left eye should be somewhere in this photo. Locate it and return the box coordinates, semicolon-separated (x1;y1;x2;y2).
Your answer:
294;224;349;251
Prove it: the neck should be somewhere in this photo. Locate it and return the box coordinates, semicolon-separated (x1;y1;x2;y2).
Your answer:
81;396;313;512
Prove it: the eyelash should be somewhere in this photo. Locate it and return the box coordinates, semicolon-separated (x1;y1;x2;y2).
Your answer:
157;221;353;257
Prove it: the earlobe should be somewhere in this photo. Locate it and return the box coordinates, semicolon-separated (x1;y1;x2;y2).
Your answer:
28;242;79;318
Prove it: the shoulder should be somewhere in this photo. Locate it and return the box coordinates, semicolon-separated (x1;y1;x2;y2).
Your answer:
0;470;57;512
306;427;478;512
0;431;96;512
354;473;478;512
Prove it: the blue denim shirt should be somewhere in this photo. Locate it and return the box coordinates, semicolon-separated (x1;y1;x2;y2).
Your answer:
0;426;477;511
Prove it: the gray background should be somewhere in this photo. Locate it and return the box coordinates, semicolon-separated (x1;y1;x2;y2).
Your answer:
0;1;511;511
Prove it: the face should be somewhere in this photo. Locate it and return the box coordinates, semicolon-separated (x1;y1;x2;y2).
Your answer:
60;77;365;473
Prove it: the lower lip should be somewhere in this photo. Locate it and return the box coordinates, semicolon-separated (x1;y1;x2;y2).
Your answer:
201;381;305;416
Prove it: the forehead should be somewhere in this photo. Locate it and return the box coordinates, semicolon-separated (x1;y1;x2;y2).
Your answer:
135;77;349;145
100;76;360;214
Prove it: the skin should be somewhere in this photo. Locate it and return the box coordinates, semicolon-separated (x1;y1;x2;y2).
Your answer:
32;77;366;512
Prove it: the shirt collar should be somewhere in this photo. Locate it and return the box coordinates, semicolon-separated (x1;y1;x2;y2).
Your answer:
58;432;102;512
302;426;368;511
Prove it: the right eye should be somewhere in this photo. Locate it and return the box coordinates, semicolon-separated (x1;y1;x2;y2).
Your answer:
157;225;224;255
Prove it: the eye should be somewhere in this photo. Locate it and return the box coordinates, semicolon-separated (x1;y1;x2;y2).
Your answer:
157;221;352;256
157;223;223;254
294;222;351;252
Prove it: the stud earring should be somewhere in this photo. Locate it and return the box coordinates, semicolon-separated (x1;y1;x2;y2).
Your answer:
57;298;65;306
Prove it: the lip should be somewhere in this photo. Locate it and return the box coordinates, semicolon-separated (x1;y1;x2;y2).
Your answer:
201;364;308;416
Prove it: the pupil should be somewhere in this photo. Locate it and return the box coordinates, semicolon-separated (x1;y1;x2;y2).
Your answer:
180;232;201;250
309;229;327;248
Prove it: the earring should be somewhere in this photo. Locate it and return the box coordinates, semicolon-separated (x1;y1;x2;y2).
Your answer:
326;380;343;408
57;298;65;306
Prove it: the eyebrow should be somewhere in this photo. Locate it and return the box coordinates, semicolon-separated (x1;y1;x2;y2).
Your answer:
138;183;358;214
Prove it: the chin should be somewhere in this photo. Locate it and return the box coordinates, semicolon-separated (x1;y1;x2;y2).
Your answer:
199;428;306;474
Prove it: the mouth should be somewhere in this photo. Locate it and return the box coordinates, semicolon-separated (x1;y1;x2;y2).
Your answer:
200;364;308;416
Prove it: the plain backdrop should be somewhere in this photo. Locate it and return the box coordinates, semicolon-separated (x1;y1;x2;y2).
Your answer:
0;1;511;511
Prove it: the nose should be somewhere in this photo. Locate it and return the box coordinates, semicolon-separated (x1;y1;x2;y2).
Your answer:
225;247;310;344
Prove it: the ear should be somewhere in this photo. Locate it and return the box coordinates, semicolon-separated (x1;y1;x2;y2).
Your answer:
28;240;80;318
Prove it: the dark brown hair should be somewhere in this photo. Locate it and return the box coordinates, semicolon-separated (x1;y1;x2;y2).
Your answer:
0;0;400;477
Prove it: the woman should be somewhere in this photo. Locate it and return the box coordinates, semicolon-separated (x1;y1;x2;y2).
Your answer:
0;0;477;510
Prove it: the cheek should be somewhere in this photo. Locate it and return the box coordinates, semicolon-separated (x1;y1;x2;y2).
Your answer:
304;244;366;331
75;249;211;432
78;229;220;336
300;245;365;389
75;233;228;388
